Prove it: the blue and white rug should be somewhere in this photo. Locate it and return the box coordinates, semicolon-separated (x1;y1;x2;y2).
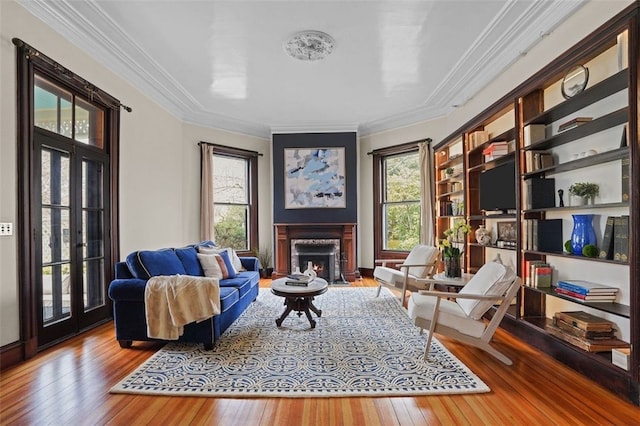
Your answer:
110;287;489;397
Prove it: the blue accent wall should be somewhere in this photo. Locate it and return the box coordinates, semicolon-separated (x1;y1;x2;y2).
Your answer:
273;132;357;223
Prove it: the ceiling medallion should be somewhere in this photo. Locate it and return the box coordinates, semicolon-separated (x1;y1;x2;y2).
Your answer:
284;31;335;61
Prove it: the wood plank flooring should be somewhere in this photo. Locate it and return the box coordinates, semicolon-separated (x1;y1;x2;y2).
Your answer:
1;278;639;425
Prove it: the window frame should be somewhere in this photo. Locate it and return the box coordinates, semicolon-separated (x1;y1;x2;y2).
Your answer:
373;142;421;261
208;144;258;255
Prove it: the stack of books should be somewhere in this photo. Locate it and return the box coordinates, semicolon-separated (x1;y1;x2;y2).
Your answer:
558;117;592;132
546;311;629;352
482;142;509;162
524;260;553;288
554;280;618;302
285;273;313;286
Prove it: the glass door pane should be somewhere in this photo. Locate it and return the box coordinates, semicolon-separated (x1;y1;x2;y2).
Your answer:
82;159;106;311
41;148;72;324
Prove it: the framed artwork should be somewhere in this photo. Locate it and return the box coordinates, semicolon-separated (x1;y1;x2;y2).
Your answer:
497;221;517;242
284;147;346;209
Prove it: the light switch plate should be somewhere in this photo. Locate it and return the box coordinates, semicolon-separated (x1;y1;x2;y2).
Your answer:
0;223;13;236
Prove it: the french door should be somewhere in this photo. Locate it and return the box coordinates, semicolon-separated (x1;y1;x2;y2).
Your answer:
34;129;111;346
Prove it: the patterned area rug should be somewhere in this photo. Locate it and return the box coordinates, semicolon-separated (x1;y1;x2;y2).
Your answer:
110;287;489;397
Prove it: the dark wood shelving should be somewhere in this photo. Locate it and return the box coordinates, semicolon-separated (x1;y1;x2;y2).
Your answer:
437;189;464;199
439;154;464;169
524;286;630;317
468;242;517;251
523;201;629;213
524;107;628;152
438;173;464;182
469;127;516;154
468;151;516;172
524;69;628;127
469;213;517;220
523;146;629;178
523;249;629;266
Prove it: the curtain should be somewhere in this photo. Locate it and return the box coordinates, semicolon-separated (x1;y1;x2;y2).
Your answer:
419;141;435;246
200;143;215;242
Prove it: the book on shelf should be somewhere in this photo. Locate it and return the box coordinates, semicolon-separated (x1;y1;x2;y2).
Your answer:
553;317;615;340
524;260;547;286
523;124;546;147
533;265;553;288
526;219;562;252
546;324;630;352
525;150;554;172
467;130;490;150
613;215;629;263
553;311;615;332
525;178;555;209
558;117;593;132
554;287;617;302
599;216;615;259
621;157;629;202
556;280;619;295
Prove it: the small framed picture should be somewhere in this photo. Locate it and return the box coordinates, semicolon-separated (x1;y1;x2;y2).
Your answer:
497;221;517;243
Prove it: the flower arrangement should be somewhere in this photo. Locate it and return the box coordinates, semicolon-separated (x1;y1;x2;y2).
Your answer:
438;219;472;258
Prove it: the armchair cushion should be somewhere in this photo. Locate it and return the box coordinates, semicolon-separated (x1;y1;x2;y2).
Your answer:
408;294;486;338
404;245;440;278
457;262;516;320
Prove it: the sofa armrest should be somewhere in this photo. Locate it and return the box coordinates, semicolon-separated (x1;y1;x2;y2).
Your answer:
240;256;260;271
108;278;148;302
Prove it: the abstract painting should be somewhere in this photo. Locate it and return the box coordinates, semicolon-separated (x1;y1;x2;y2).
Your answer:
285;147;346;208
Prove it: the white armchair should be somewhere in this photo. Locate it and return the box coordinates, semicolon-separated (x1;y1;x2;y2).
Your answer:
373;244;440;306
407;261;520;365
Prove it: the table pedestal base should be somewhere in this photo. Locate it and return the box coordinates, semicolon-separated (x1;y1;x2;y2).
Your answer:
275;296;322;328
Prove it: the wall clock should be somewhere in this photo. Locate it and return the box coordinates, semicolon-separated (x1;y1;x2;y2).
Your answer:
561;64;589;99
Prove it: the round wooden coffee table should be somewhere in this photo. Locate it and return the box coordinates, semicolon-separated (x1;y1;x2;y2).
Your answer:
271;277;328;328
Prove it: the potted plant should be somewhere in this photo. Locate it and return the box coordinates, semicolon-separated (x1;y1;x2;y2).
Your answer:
438;219;472;278
254;246;273;278
445;167;454;178
568;182;599;205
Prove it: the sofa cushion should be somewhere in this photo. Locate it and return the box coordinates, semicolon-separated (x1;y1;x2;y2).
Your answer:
219;272;258;297
175;246;203;276
126;249;186;279
219;286;239;312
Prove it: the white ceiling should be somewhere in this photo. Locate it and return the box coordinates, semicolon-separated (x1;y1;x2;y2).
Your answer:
20;0;586;139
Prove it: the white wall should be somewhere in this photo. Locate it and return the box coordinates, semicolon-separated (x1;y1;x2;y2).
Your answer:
0;1;270;346
357;0;633;269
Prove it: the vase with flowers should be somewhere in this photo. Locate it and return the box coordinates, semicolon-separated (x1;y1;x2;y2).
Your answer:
438;219;472;278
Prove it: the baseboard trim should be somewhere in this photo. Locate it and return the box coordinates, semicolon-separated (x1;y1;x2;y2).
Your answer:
0;341;24;371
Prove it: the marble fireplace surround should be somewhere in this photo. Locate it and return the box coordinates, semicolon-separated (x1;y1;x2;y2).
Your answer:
273;223;360;282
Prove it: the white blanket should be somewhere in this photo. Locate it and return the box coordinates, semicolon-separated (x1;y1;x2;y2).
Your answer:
144;275;221;340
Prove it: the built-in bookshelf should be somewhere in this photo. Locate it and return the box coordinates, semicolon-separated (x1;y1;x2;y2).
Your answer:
432;4;639;404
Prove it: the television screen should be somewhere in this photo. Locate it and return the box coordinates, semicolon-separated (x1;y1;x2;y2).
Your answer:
479;161;516;212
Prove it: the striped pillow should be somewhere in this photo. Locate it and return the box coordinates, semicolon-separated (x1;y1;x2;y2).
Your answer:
197;252;235;279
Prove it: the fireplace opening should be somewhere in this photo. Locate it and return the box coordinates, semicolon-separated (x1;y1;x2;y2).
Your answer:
293;242;338;283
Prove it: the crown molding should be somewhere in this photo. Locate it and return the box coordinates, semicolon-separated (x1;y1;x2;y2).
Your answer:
271;123;359;135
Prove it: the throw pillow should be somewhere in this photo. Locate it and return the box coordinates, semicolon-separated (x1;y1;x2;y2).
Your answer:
217;249;237;278
197;246;244;274
196;253;224;279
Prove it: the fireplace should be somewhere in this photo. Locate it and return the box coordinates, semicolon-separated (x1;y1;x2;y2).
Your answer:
273;223;360;282
291;239;339;283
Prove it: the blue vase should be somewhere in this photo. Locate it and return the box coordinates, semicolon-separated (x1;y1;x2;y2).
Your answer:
571;214;596;255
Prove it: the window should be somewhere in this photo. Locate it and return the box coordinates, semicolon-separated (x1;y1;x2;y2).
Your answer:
373;145;421;257
210;146;258;252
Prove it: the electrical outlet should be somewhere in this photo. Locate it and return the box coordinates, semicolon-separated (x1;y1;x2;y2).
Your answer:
0;222;13;236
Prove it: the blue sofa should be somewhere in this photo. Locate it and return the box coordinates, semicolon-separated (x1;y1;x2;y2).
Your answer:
108;241;260;350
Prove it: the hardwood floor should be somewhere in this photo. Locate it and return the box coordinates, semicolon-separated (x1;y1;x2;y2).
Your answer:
2;278;639;425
